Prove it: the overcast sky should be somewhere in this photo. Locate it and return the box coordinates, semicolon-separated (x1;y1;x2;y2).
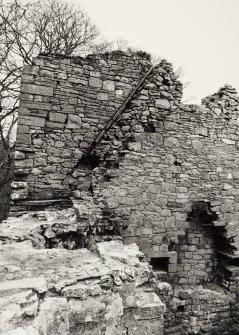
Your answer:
69;0;239;104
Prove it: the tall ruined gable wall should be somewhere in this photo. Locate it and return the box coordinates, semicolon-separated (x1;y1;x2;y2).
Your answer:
13;51;153;200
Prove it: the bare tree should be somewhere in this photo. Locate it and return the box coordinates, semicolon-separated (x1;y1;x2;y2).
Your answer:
0;0;101;94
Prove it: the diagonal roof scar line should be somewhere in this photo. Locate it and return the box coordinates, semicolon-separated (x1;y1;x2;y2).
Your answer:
74;63;159;170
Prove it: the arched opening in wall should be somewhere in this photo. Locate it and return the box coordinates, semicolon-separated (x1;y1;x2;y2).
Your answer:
174;201;219;284
187;201;218;226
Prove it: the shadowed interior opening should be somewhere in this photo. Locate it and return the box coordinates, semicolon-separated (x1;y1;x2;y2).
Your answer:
187;201;218;225
77;152;101;170
150;257;169;272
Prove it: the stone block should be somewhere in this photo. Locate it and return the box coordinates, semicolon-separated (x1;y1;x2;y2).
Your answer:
125;292;165;319
69;76;86;84
62;149;72;157
222;138;235;145
192;139;202;150
23;102;52;111
164;121;178;130
17;125;30;134
49;112;67;123
128;142;141;151
21;84;53;96
62;282;102;299
11;181;27;189
40;69;55;78
0;276;47;293
14;168;30;176
66;114;81;129
164;137;180;147
103;80;115;91
37;298;69;335
14;151;25;160
46;121;64;129
35;157;47;166
150;133;163;145
224;183;233;190
19;116;45;128
47;173;65;180
89;77;102;88
15;159;33;168
17;133;31;145
116;89;124;96
97;93;109;100
10;188;27;200
90;71;101;77
33;138;43;146
155;99;171;109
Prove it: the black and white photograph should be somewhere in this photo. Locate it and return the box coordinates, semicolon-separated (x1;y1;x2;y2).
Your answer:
0;0;239;334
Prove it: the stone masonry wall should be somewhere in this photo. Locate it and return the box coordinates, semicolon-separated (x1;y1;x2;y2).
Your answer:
90;84;239;286
13;51;153;201
10;51;239;334
13;52;239;287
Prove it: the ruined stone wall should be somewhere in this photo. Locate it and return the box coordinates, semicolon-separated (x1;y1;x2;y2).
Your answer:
158;282;236;335
91;84;239;285
12;51;239;287
13;51;152;200
11;52;239;332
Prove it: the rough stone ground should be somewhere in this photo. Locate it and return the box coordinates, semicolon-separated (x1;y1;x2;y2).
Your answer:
0;209;165;335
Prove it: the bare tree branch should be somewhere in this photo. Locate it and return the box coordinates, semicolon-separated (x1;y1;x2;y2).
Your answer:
0;0;112;216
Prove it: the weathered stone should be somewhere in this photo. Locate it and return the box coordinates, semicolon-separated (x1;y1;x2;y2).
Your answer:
164;121;178;130
164;137;179;147
62;282;102;298
49;112;67;123
89;77;102;88
15;159;33;168
35;298;69;335
19;116;45;127
34;157;47;166
11;181;27;189
14;151;25;160
14;168;30;176
0;276;47;293
16;133;31;145
21;84;53;96
97;93;109;100
155;99;171;109
103;80;115;91
66;114;81;129
222;138;235;145
128;142;141;151
192;139;202;149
